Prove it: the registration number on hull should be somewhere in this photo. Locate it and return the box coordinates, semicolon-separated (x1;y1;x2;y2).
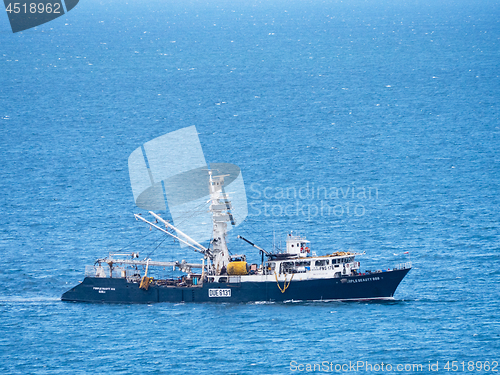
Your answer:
209;289;231;297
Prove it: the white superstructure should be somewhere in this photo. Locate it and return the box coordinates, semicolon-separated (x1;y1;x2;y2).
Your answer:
207;171;233;274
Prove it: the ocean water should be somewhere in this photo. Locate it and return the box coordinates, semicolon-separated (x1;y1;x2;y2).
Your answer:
1;0;499;373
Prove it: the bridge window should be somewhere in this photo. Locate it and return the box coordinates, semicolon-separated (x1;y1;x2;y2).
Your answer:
295;261;311;267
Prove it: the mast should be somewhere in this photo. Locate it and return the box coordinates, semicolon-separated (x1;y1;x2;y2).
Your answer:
208;170;233;274
131;170;235;276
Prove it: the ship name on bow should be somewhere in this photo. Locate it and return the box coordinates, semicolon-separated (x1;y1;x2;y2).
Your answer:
346;276;381;283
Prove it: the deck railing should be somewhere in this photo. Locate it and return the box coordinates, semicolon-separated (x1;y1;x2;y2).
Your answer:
85;265;138;278
228;276;241;283
393;262;412;270
85;265;102;277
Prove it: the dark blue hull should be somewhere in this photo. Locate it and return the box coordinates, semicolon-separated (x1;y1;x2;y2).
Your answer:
61;268;410;304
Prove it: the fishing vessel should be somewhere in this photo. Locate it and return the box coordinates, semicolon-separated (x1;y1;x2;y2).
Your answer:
61;171;411;304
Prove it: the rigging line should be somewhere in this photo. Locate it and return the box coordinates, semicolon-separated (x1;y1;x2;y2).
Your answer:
260;228;287;251
174;210;206;226
149;223;180;248
164;209;205;228
237;227;283;252
139;221;177;256
145;233;170;259
173;201;211;226
185;199;210;213
115;229;153;253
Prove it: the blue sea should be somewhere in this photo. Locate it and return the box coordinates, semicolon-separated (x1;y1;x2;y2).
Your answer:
1;0;499;373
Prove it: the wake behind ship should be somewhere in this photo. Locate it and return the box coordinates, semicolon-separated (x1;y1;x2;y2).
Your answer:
62;171;411;304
